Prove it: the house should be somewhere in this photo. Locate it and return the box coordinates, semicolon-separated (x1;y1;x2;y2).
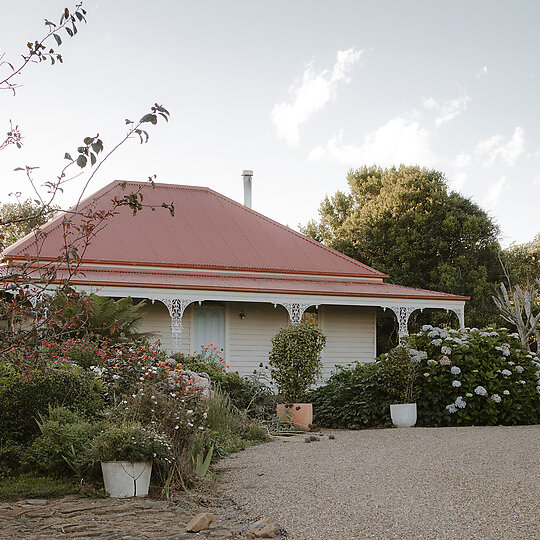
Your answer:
1;174;468;378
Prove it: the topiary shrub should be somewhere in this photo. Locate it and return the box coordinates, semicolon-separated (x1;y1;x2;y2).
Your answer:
406;325;540;426
0;362;105;443
310;362;390;429
268;323;326;402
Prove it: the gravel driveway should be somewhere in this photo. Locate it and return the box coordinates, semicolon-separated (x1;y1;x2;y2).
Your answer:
218;425;540;540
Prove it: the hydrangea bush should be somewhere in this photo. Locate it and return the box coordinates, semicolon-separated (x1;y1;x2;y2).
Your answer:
406;326;540;426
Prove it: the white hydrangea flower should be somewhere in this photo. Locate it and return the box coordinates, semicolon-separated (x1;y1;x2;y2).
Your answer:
441;346;452;355
489;332;499;337
515;365;524;373
491;394;501;403
446;404;458;414
501;369;512;376
536;386;540;394
519;380;526;385
450;366;461;375
474;386;487;396
455;396;467;409
452;380;462;388
427;359;438;366
428;330;440;338
431;338;443;347
452;338;463;345
422;325;434;332
503;390;510;395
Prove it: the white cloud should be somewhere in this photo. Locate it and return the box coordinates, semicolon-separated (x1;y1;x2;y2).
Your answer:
483;176;507;209
271;49;363;147
475;127;525;167
449;171;468;191
308;117;434;167
422;91;471;127
476;66;488;78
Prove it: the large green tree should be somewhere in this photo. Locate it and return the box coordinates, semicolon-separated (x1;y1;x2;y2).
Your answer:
501;234;540;289
302;165;503;326
0;199;55;249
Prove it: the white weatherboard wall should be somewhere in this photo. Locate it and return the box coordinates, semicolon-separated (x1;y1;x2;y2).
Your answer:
138;302;191;355
138;301;376;380
319;305;376;379
228;302;289;377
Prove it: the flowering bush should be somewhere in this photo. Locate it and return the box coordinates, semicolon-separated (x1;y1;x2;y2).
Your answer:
34;338;107;370
91;423;173;465
406;325;540;426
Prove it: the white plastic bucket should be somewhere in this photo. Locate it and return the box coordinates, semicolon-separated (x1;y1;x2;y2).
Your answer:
101;461;152;498
390;403;417;428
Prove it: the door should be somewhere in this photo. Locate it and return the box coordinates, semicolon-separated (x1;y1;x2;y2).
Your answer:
193;303;226;357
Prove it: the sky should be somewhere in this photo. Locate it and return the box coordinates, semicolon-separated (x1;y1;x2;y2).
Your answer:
1;0;539;247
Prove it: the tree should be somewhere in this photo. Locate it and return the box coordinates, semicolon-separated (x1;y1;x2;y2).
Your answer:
301;165;503;327
0;199;57;249
500;234;540;290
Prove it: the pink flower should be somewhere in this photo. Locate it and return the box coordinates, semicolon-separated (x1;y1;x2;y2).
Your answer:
440;356;452;366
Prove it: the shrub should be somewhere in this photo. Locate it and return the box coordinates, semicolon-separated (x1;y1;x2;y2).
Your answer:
91;423;173;465
406;326;540;426
310;362;390;429
175;347;273;416
35;338;107;369
268;323;326;402
201;386;269;458
29;407;102;479
377;345;422;403
0;361;105;443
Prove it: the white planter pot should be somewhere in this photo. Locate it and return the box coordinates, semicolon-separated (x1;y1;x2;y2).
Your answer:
101;461;152;498
390;403;417;428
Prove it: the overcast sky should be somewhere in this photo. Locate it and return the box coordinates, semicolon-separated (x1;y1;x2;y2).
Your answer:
1;0;539;247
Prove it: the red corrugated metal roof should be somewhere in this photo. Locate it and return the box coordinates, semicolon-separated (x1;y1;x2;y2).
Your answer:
2;181;386;278
17;264;470;300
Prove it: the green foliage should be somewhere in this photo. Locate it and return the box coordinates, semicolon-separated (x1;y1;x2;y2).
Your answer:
0;474;85;500
0;199;56;249
406;326;540;426
91;423;173;464
301;165;503;327
29;407;102;479
192;446;213;479
501;234;540;290
49;292;146;342
202;386;269;458
310;362;390;429
377;346;422;403
0;361;105;443
268;323;326;402
175;347;273;416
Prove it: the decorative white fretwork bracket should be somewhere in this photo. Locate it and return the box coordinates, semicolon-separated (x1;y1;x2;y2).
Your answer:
448;307;465;330
383;306;417;342
153;298;195;352
275;302;312;324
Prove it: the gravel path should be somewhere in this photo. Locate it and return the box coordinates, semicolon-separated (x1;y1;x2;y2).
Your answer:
218;425;540;540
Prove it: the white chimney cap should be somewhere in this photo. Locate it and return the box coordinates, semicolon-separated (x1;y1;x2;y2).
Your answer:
242;170;253;176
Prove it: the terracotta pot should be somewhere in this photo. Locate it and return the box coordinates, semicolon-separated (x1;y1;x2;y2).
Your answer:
276;403;313;430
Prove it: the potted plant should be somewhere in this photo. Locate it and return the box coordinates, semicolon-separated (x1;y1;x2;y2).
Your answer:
268;323;326;430
91;423;172;497
378;345;421;428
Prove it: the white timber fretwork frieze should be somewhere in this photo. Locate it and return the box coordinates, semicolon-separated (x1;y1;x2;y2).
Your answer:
275;302;314;324
150;297;196;352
